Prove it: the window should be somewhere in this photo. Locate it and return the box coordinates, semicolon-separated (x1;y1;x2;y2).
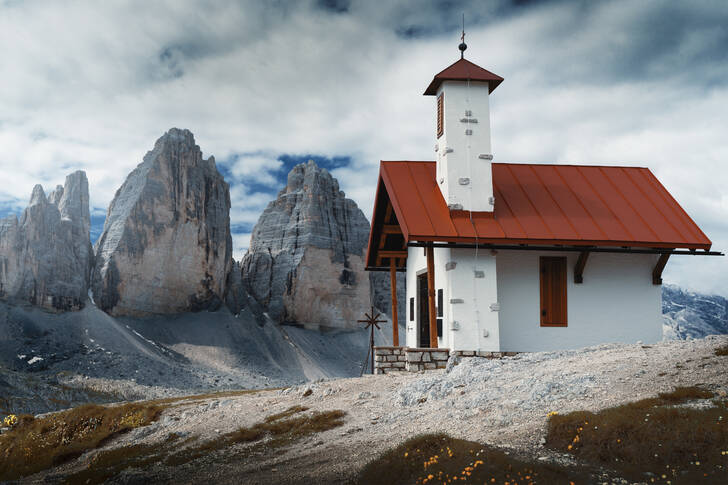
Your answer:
437;93;444;138
436;289;443;337
540;256;567;326
409;297;414;321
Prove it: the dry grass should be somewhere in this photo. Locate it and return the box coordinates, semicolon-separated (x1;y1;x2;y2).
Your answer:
60;405;347;483
715;345;728;357
546;387;728;484
0;402;162;481
357;434;593;484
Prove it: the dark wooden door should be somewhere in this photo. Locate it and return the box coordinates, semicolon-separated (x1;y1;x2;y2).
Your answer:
540;256;567;326
417;273;430;347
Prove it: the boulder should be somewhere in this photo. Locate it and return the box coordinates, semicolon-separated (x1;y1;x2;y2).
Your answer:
92;128;232;316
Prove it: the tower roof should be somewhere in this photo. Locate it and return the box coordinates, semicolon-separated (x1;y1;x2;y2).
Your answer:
423;58;503;95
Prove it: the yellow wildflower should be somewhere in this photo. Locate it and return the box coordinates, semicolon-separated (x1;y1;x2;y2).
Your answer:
3;415;18;427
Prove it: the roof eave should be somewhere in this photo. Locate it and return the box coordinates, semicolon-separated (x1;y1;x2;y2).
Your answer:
423;77;502;96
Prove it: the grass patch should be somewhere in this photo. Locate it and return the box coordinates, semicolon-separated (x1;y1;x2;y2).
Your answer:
357;434;593;484
61;406;346;483
546;386;728;484
715;345;728;357
0;402;162;481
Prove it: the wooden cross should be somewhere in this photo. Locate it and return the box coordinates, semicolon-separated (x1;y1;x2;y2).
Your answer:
358;306;386;375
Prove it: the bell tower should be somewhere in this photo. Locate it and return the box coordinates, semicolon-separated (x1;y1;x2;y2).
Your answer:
424;37;503;212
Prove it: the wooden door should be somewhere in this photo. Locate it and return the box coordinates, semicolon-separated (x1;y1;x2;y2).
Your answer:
540;256;567;326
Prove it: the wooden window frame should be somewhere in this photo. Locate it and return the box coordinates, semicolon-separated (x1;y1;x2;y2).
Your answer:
539;256;568;327
436;93;444;139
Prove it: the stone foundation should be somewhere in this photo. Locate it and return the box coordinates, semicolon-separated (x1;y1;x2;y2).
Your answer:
373;346;450;374
405;347;450;372
450;350;519;359
374;347;519;374
374;346;407;374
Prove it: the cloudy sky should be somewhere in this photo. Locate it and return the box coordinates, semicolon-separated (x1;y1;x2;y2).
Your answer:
1;0;726;295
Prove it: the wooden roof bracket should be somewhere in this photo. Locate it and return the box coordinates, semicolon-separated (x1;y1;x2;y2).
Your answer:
574;250;590;284
652;252;671;285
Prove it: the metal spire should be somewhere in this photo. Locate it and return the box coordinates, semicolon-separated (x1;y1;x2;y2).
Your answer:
458;13;467;59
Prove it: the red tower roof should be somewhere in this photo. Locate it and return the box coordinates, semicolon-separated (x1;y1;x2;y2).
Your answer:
424;58;504;95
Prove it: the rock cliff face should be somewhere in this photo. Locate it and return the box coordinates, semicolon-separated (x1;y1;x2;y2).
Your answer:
242;160;383;329
662;285;728;339
0;171;93;311
92;128;232;316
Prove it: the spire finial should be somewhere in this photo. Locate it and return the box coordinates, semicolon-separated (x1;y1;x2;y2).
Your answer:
458;13;467;59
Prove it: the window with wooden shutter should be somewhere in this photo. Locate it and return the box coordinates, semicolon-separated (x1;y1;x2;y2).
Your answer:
540;256;567;326
437;93;444;138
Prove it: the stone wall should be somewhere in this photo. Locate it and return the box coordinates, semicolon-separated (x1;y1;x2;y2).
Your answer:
374;346;451;374
374;346;406;374
374;347;519;374
405;347;450;371
451;350;519;359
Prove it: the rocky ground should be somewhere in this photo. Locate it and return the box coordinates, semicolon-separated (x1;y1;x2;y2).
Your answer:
0;300;397;416
12;334;728;484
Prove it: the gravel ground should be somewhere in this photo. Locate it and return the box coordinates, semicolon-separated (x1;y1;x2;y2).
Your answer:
22;334;728;484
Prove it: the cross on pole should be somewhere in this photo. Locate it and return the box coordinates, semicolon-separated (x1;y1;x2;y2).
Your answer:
358;306;386;375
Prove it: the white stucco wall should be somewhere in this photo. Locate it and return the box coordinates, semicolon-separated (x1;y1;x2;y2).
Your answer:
435;81;493;212
406;246;450;348
405;246;499;351
496;251;663;352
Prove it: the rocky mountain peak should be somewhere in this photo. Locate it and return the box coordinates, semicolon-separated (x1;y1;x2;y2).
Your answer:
92;128;233;316
58;171;91;233
29;185;47;206
0;171;93;311
241;160;392;329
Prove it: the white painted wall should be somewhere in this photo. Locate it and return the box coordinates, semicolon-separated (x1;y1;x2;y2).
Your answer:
405;245;499;351
406;245;450;348
435;81;493;212
496;251;663;352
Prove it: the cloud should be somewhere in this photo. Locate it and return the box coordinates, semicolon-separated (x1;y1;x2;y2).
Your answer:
0;0;726;294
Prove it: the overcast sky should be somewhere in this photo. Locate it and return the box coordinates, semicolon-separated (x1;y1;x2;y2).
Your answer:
1;0;727;295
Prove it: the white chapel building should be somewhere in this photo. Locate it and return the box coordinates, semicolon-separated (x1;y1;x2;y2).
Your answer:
366;45;718;355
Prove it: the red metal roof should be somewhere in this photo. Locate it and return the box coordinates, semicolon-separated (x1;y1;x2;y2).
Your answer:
366;161;711;267
424;58;504;95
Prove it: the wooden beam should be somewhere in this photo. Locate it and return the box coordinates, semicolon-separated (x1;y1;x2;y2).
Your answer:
574;251;590;284
378;203;395;250
653;253;671;285
426;246;437;348
378;232;388;250
390;259;399;347
384;202;393;224
382;224;402;234
378;250;408;258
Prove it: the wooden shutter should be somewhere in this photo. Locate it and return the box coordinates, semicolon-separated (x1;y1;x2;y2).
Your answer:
437;93;444;138
540;257;567;326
